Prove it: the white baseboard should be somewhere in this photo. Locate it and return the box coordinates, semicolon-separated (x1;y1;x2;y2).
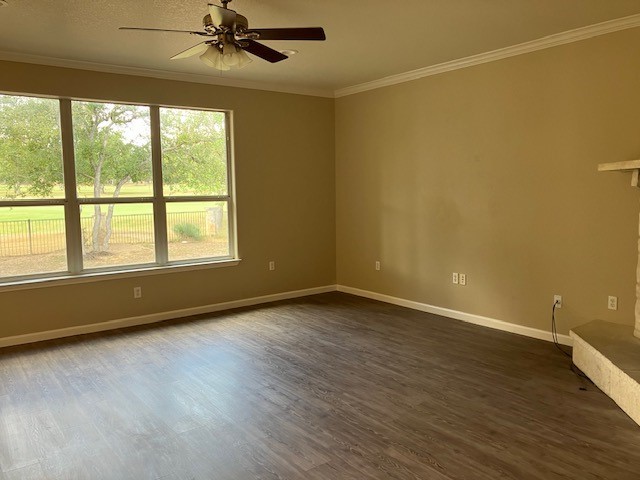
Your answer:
337;285;573;347
1;284;573;349
0;285;336;348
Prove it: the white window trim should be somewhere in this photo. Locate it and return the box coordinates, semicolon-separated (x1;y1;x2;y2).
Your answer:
0;95;239;286
0;259;242;293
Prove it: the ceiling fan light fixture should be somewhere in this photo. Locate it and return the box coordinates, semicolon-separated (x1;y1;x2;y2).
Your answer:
221;43;252;69
199;42;251;70
236;48;253;68
200;45;231;70
222;43;241;67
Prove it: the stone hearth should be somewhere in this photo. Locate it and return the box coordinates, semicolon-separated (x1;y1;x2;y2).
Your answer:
571;321;640;425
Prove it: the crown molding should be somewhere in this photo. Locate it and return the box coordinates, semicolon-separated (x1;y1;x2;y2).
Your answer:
334;13;640;98
2;13;639;100
0;51;335;98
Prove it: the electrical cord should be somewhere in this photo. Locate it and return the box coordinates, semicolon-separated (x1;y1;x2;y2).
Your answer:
551;300;571;358
551;300;593;387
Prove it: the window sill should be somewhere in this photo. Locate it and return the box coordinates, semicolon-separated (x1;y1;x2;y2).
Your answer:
0;259;242;293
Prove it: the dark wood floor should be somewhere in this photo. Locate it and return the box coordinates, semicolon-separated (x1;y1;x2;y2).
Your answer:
1;292;639;479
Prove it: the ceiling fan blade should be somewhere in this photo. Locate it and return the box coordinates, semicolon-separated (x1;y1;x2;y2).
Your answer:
171;42;211;60
119;27;207;35
241;40;288;63
208;3;237;28
243;27;326;41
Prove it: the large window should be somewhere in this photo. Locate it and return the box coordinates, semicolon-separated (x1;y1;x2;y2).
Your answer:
0;94;236;283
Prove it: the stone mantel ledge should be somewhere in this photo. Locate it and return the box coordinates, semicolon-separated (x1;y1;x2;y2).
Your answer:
598;159;640;191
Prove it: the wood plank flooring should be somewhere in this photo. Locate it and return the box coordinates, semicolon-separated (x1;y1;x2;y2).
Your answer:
1;292;639;479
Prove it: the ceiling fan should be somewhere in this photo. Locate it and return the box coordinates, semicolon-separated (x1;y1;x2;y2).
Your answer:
120;0;326;71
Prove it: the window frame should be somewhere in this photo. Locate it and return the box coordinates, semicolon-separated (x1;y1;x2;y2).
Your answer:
0;93;239;287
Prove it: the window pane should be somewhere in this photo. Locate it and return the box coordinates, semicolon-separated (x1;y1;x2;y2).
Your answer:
167;202;229;262
0;95;63;200
81;203;155;269
160;108;228;196
72;101;152;199
0;206;67;278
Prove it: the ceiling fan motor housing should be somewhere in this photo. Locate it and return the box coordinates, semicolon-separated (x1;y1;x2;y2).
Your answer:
202;13;249;33
234;14;249;32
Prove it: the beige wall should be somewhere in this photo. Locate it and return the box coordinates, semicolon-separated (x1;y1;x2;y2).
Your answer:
336;28;640;335
0;61;336;338
3;27;639;342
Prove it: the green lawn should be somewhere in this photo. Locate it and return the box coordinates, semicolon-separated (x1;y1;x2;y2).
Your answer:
0;183;227;222
1;183;154;201
0;183;230;258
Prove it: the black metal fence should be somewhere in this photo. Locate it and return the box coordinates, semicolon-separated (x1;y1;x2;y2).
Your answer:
0;211;220;257
0;218;66;256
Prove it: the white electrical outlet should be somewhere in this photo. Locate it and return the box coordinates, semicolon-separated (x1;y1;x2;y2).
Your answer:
269;261;275;271
133;286;142;299
608;296;618;311
452;272;459;284
553;295;562;308
459;273;466;286
375;261;381;271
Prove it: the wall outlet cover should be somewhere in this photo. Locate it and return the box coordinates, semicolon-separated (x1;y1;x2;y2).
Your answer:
553;295;562;308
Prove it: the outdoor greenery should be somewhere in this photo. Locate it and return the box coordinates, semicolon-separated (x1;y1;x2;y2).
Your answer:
0;95;228;255
0;95;63;198
0;196;225;222
173;222;203;241
160;108;228;196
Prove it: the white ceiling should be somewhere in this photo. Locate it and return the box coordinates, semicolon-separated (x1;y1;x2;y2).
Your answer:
1;0;640;96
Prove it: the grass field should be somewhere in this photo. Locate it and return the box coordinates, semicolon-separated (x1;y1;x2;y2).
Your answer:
0;183;228;221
